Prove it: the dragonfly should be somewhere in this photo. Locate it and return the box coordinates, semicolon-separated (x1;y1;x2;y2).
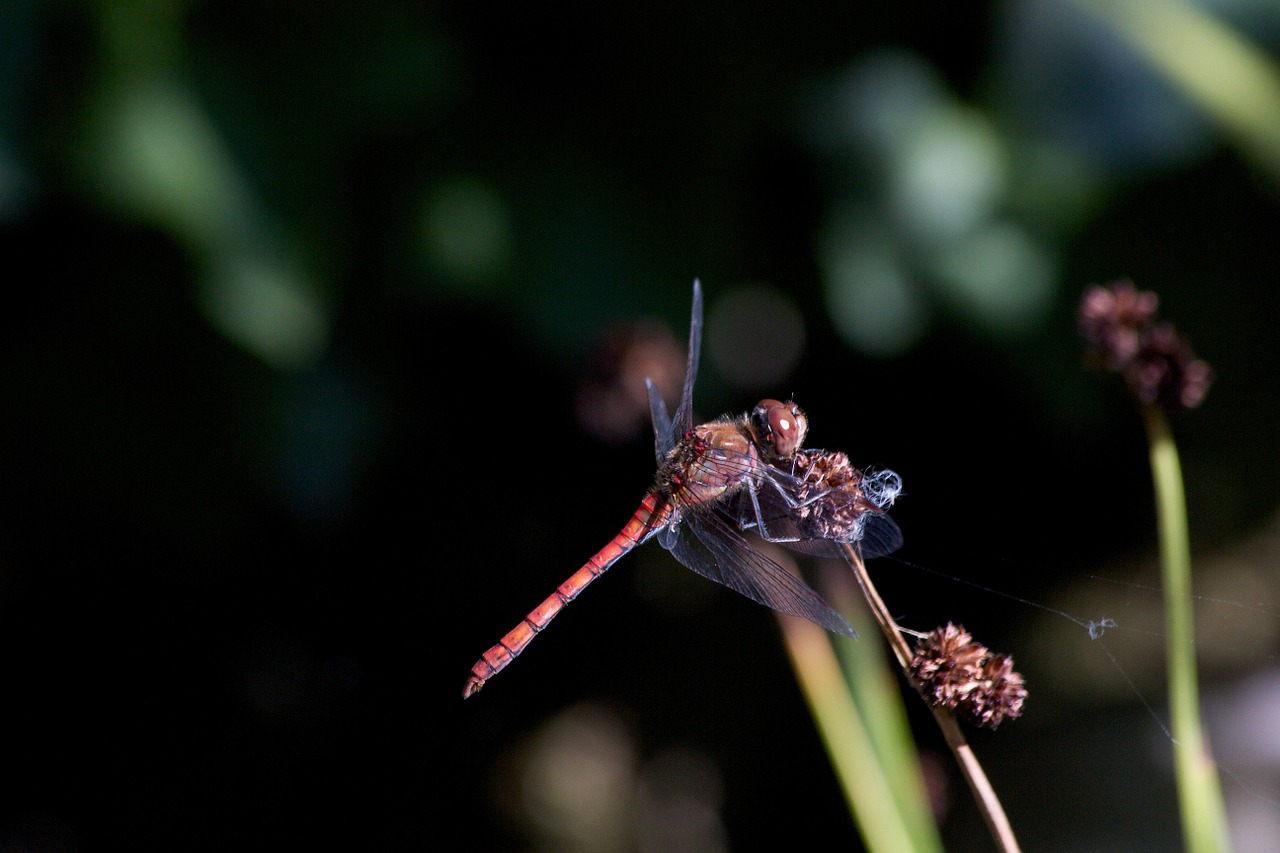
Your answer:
462;280;902;698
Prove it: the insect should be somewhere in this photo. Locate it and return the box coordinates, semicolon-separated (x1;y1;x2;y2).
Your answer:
463;281;901;697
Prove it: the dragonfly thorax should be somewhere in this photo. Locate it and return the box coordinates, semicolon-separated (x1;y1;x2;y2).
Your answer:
660;419;760;510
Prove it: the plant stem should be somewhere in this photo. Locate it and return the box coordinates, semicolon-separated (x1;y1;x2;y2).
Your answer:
840;542;1022;853
779;611;938;852
1142;404;1233;852
833;599;942;851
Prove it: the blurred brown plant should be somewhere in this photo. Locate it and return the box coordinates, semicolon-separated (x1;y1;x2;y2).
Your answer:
574;321;685;443
1078;279;1213;411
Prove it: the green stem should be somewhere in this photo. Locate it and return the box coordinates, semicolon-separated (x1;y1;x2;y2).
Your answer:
836;600;946;853
1143;404;1232;853
779;611;933;852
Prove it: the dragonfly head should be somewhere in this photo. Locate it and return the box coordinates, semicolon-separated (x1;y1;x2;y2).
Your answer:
751;399;808;460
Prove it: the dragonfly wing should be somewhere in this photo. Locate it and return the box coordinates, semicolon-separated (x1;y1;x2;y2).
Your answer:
731;487;844;558
664;506;856;637
646;377;675;459
670;279;703;438
744;468;904;560
758;506;903;560
656;515;680;550
858;513;903;559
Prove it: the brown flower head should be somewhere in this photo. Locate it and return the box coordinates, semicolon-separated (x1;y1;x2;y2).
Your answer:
965;653;1028;729
1078;280;1212;411
788;450;901;545
910;623;1026;730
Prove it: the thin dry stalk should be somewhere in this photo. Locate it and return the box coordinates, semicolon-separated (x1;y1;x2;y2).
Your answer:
840;541;1022;853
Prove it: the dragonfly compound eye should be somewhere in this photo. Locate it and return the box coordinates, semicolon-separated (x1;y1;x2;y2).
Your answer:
753;399;807;458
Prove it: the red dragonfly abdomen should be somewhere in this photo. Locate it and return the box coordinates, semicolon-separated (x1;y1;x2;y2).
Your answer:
462;492;674;697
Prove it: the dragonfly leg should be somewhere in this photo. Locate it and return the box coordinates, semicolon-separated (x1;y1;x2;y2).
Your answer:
740;481;809;543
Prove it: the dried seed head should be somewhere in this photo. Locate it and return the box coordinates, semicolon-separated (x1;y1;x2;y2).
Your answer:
1078;280;1212;411
789;450;900;544
910;623;1026;730
966;653;1028;729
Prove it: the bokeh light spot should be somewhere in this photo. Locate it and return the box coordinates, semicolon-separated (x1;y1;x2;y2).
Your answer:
513;703;636;851
927;220;1057;333
890;105;1005;244
819;211;927;357
419;176;513;285
90;77;250;247
810;48;946;157
200;253;328;370
707;284;806;392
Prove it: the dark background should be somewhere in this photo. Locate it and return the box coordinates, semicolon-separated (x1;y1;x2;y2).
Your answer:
2;2;1279;851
